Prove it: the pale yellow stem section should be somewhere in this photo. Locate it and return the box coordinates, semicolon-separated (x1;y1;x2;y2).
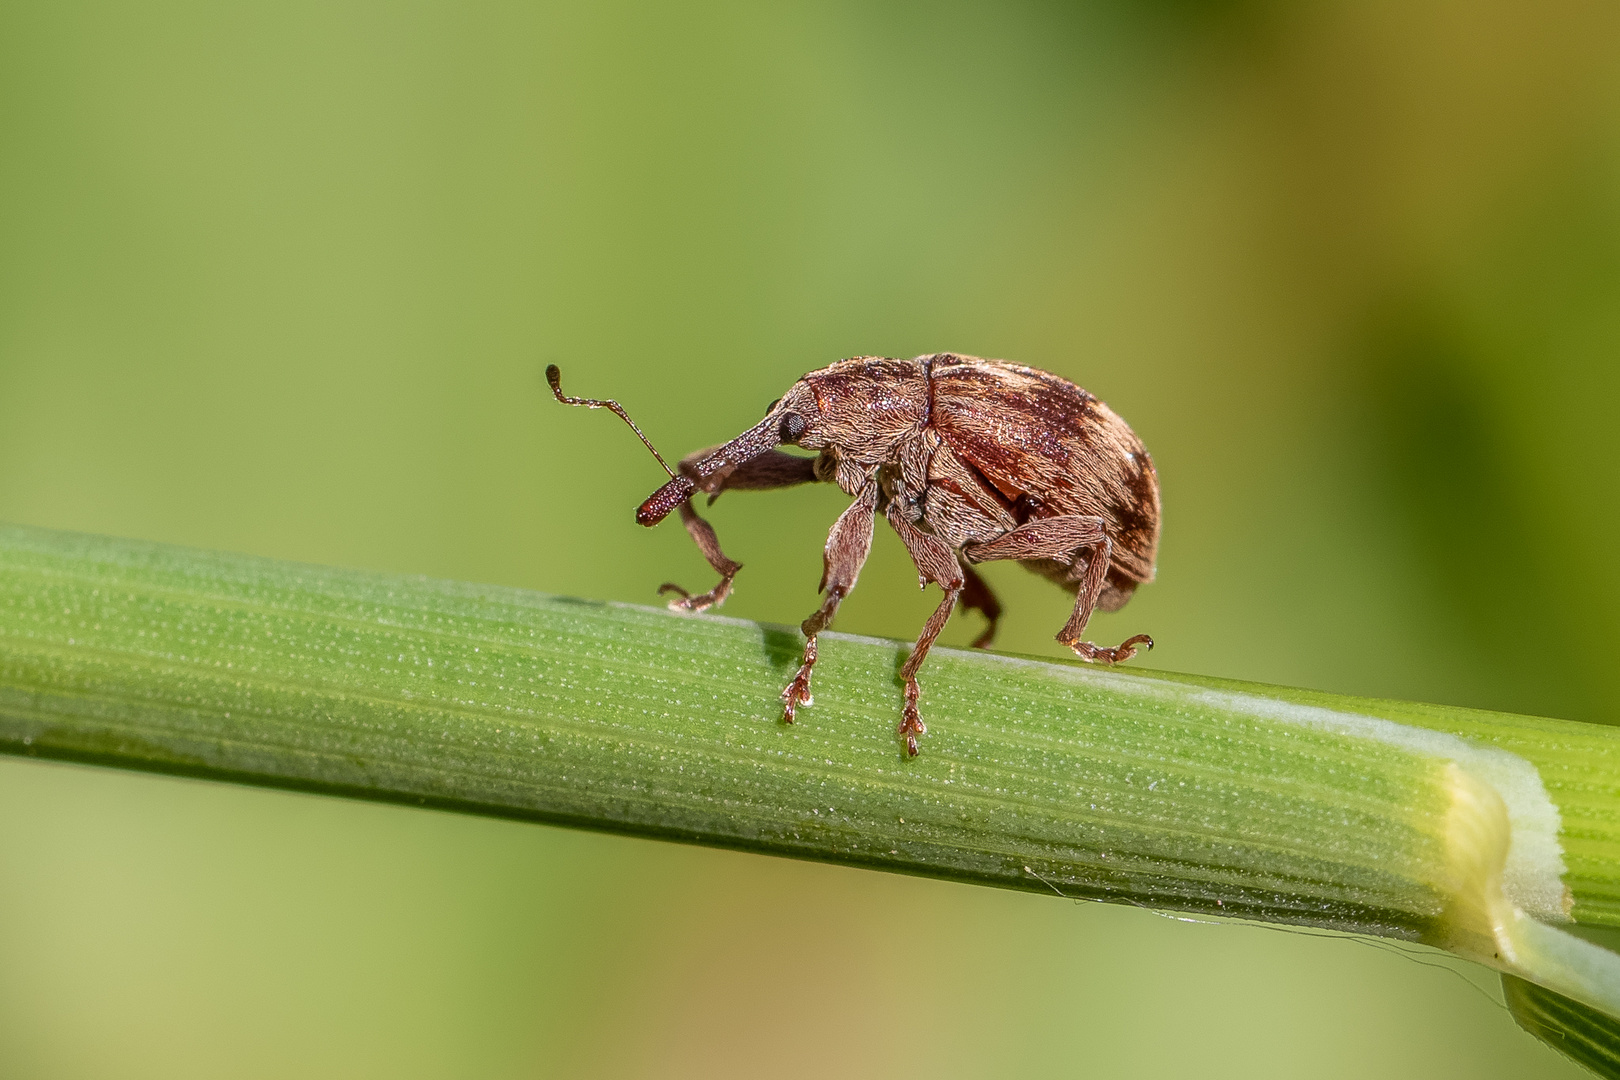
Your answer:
1437;762;1620;1018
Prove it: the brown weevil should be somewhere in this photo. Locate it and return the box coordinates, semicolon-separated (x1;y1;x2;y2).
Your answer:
548;354;1159;756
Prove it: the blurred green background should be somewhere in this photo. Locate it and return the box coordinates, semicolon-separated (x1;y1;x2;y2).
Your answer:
2;1;1616;1076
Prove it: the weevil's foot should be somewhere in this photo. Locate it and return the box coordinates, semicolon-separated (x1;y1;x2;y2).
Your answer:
659;579;732;613
780;665;814;724
1070;633;1154;665
898;680;927;756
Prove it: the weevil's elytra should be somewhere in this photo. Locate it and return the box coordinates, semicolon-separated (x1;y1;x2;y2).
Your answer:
549;354;1159;757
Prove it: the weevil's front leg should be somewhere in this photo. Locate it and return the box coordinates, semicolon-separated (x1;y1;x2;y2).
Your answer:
659;500;742;612
781;479;879;722
886;507;965;756
964;515;1152;665
957;560;1002;649
690;447;817;496
660;450;820;612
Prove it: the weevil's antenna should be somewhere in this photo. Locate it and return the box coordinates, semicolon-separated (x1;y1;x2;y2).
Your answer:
546;364;678;479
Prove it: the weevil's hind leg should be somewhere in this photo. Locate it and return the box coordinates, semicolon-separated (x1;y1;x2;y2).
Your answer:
659;501;742;612
1068;632;1153;664
886;508;966;756
1058;537;1152;664
957;560;1001;649
660;450;819;612
964;515;1152;665
781;481;878;723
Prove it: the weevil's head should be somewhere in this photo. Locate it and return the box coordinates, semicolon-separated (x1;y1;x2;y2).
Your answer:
756;381;819;449
635;357;929;525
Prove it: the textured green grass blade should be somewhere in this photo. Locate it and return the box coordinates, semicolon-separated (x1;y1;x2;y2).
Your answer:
1;522;1618;975
1505;973;1620;1078
1142;671;1620;928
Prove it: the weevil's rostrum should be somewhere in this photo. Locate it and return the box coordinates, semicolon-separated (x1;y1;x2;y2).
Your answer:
549;353;1159;756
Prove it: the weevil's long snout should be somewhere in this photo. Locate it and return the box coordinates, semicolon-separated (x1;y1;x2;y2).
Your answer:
636;476;696;527
635;414;784;526
689;416;783;482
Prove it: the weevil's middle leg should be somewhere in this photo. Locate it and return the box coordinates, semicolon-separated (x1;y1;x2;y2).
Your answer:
781;480;878;722
887;507;966;755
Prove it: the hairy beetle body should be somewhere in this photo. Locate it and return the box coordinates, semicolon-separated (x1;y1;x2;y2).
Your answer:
550;353;1159;756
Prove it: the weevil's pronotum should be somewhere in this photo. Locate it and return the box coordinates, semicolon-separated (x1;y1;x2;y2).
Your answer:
548;354;1159;755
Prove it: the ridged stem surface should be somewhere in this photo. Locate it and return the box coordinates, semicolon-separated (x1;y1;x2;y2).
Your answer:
3;523;1620;1028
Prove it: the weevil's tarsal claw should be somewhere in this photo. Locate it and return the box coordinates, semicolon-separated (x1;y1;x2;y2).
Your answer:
898;681;927;757
1070;633;1153;665
659;579;733;612
780;655;820;726
780;624;825;724
780;670;813;724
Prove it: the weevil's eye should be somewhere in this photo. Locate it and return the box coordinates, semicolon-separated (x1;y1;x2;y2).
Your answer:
779;412;808;443
763;397;782;417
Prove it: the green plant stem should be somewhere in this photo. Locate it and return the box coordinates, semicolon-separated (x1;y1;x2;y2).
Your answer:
4;523;1620;1034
